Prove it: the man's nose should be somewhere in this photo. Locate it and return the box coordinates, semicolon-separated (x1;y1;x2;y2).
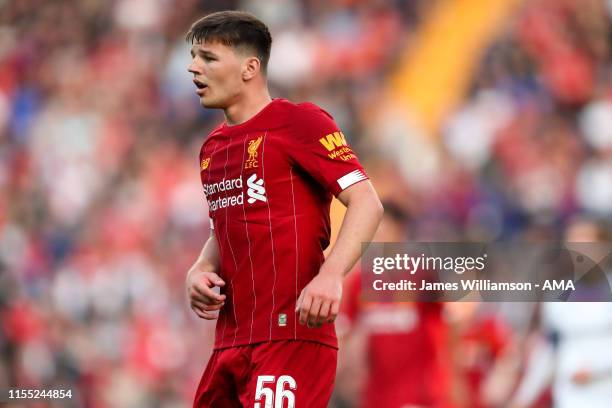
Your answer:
187;61;199;74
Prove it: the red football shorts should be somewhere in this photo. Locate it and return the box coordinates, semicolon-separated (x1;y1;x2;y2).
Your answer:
193;340;337;408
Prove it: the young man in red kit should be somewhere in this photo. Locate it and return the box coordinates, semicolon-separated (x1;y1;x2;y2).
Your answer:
184;11;383;408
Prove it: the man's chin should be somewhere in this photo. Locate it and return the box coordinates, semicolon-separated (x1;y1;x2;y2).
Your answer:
200;99;223;109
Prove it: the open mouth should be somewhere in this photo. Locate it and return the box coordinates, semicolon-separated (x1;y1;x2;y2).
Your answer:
193;79;208;94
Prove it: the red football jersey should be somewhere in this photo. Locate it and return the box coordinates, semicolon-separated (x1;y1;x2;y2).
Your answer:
199;98;368;350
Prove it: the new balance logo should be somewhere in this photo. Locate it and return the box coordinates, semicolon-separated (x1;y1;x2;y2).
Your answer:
246;174;267;204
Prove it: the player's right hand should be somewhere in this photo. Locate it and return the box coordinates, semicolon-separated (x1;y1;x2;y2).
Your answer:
186;268;226;320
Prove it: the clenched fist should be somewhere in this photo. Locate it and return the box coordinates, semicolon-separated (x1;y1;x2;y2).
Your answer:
186;266;226;320
295;271;343;328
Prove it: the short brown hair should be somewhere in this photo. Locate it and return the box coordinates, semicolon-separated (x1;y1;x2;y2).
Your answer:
186;11;272;73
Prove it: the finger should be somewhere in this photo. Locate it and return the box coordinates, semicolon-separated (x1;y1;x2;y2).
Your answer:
189;287;222;305
192;283;226;304
316;301;331;327
298;293;313;325
307;298;322;328
207;273;226;287
191;299;224;311
327;301;340;323
191;305;218;320
194;283;226;302
189;288;210;303
295;289;305;313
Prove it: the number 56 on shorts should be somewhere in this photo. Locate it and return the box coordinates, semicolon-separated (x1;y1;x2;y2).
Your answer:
255;375;297;408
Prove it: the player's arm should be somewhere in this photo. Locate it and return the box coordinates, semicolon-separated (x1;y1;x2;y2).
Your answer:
186;232;227;320
296;180;383;327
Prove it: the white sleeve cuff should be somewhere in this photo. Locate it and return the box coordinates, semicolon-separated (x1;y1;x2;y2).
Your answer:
337;169;367;190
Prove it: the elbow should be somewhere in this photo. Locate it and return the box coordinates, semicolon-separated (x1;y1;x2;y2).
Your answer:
360;183;383;223
371;193;384;224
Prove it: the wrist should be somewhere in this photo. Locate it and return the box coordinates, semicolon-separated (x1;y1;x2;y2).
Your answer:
319;262;346;278
189;259;217;276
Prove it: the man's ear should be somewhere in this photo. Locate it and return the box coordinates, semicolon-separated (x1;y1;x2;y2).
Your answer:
242;57;261;81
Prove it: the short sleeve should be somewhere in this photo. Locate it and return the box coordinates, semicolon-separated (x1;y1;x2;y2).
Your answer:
287;104;368;196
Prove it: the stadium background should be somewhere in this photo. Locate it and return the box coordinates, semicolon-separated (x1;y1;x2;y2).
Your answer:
1;0;612;406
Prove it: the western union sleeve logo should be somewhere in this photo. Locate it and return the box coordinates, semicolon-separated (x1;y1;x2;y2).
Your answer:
319;131;356;161
319;132;347;151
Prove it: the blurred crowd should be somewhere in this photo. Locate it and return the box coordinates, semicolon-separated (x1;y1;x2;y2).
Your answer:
1;0;611;407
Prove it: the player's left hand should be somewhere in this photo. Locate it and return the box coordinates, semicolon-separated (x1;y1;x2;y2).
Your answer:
296;271;343;328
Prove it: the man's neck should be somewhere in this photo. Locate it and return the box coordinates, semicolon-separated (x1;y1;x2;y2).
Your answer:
224;90;272;126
